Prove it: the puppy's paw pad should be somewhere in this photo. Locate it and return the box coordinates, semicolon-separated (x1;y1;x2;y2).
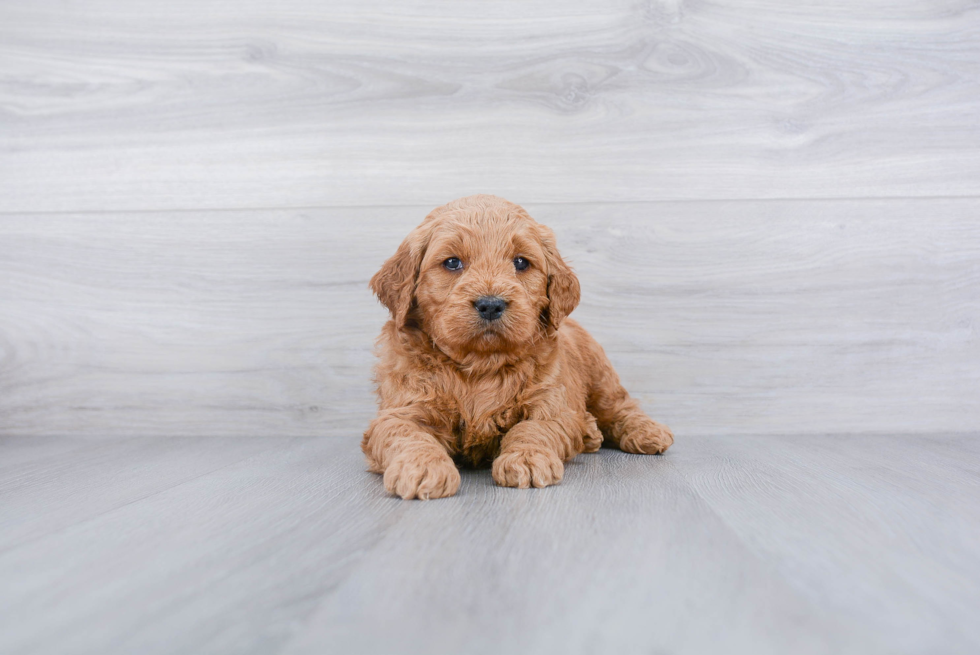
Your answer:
619;419;673;455
492;448;564;489
383;451;460;500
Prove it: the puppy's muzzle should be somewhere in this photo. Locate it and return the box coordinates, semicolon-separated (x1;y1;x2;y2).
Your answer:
474;296;507;321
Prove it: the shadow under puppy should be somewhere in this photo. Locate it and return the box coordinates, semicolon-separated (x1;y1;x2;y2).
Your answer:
363;195;673;499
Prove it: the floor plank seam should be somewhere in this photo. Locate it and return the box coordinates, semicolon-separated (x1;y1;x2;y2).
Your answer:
3;193;980;217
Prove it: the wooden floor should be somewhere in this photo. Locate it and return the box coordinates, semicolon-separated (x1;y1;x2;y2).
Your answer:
2;0;980;653
1;434;978;655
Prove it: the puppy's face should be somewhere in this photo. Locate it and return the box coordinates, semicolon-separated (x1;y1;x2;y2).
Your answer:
416;215;549;356
371;196;580;363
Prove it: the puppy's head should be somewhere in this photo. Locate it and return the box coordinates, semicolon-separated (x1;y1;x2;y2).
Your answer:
370;195;579;361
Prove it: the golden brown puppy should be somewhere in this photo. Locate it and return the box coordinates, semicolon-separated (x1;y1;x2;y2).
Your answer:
363;195;673;499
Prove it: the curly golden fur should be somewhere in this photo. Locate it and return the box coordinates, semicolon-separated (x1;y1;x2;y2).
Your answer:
363;195;673;499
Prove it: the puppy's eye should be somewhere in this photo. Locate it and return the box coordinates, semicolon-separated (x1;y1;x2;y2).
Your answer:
513;257;530;271
443;257;463;271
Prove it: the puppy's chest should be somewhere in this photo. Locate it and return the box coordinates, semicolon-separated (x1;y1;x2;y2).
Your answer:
447;380;524;466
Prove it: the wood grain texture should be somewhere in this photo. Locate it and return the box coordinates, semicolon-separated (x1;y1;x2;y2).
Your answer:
0;434;977;654
0;437;395;655
1;199;977;438
2;0;980;212
0;436;282;551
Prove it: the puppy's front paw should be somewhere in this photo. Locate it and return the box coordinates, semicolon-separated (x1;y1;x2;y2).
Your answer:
492;447;564;489
383;449;460;500
619;417;674;455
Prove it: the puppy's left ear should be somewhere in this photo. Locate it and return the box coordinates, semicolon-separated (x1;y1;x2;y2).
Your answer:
537;224;580;331
370;225;430;329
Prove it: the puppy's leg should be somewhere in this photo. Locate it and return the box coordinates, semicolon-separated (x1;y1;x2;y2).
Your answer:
362;407;460;500
492;404;586;489
586;346;673;455
583;411;603;453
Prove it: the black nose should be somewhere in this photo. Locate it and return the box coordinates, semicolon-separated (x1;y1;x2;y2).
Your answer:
474;296;507;321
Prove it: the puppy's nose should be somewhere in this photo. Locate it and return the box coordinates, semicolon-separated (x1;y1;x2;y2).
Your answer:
474;296;507;321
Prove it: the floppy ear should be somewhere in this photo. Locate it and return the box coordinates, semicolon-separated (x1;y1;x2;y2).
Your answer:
537;225;580;331
370;226;429;329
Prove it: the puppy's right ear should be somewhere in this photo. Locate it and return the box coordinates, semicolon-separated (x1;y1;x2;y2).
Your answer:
536;224;580;332
370;227;429;329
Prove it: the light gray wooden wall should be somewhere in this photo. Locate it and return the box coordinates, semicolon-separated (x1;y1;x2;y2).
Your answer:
1;1;978;438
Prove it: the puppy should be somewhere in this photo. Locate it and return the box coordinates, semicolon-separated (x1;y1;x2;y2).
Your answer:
363;195;673;499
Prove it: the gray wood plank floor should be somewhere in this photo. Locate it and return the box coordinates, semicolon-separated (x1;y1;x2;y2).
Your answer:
1;434;977;655
3;1;980;211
